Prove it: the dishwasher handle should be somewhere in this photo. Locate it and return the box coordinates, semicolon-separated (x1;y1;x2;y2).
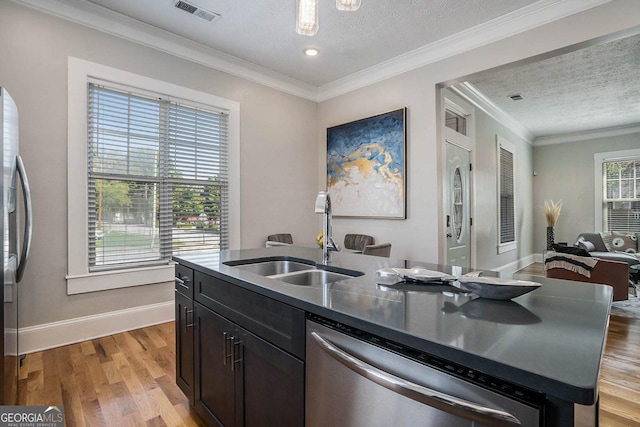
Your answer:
311;332;522;427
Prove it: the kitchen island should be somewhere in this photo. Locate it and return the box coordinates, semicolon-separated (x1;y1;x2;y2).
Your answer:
173;246;611;426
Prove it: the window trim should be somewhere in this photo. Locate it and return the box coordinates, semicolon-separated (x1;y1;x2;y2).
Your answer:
67;57;240;294
594;148;640;232
496;135;517;254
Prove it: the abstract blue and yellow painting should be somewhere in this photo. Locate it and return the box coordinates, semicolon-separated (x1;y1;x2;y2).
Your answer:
327;108;406;218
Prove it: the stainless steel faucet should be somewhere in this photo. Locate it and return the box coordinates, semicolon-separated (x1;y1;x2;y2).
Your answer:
315;191;340;263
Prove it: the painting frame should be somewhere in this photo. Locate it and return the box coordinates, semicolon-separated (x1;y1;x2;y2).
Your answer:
326;108;407;219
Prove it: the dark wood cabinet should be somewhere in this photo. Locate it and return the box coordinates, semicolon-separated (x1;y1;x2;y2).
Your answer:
176;264;305;427
194;302;237;427
175;290;194;404
237;324;304;427
175;264;195;403
193;302;304;427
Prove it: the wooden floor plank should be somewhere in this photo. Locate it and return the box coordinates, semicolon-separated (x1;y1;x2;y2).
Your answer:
601;316;640;426
111;351;158;422
521;263;640;426
60;374;86;427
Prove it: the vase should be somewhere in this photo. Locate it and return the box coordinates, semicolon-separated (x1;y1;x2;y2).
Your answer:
546;226;555;250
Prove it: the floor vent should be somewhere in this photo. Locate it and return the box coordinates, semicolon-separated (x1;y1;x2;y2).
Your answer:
173;0;220;22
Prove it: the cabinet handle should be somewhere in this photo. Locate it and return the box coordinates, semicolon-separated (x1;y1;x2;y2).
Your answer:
223;332;233;366
184;307;194;331
231;339;243;372
175;275;191;289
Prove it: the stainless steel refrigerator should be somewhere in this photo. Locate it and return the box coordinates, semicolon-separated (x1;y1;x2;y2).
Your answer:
1;87;32;405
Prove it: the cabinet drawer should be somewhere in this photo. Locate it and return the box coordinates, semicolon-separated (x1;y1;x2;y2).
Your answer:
194;271;305;359
175;264;194;298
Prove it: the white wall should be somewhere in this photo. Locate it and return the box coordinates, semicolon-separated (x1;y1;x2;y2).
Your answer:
0;2;318;335
317;0;640;269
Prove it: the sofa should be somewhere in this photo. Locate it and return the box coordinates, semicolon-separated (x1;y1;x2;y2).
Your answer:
575;232;640;267
545;254;630;301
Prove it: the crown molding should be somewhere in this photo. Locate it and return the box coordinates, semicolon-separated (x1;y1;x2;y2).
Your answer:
12;0;610;102
316;0;611;101
534;123;640;146
453;82;640;147
451;83;535;144
12;0;319;100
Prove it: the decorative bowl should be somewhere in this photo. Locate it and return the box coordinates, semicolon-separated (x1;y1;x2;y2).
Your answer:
456;277;542;300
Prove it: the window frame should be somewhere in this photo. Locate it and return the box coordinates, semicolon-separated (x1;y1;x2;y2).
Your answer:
67;57;240;294
594;148;640;233
496;135;517;254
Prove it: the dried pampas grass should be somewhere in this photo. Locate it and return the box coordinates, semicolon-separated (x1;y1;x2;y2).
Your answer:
543;199;562;227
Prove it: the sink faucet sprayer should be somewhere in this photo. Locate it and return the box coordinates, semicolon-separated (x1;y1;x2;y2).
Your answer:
315;191;340;263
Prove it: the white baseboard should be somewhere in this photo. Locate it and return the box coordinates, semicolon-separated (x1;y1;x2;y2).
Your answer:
493;254;539;277
18;301;175;354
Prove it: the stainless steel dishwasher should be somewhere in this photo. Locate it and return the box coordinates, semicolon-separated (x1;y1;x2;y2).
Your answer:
306;316;543;427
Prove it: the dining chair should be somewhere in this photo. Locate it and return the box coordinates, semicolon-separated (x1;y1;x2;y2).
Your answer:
362;243;391;257
266;233;293;246
344;234;375;252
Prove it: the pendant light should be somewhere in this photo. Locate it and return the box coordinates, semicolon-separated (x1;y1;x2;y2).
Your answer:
296;0;319;36
336;0;361;11
296;0;362;36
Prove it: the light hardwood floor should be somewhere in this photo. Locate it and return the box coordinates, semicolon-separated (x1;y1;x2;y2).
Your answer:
18;322;203;426
17;271;640;426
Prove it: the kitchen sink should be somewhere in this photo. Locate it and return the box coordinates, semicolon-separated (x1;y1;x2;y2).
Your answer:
271;269;355;286
224;257;363;285
228;259;315;276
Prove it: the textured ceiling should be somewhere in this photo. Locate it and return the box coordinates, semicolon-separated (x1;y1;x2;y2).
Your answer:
467;33;640;138
85;0;539;86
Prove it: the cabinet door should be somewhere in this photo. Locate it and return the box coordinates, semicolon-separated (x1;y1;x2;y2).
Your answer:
175;291;194;404
195;302;236;427
236;327;304;427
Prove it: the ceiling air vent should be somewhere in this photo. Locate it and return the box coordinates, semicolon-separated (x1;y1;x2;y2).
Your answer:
173;0;220;22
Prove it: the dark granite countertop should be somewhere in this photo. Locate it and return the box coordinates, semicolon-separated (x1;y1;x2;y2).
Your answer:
173;246;612;405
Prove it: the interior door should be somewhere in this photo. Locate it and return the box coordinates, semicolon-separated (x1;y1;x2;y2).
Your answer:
445;142;470;268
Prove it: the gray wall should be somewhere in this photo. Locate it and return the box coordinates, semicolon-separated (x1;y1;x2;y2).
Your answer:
0;1;318;328
533;131;640;251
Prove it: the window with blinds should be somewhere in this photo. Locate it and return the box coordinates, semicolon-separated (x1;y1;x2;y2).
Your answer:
603;159;640;233
87;83;229;270
498;141;515;245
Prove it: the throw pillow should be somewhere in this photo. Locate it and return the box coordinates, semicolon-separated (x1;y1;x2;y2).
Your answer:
552;243;591;257
602;231;637;253
577;240;596;252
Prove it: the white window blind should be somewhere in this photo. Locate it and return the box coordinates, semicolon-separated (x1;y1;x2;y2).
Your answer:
88;83;229;270
603;158;640;233
498;143;515;245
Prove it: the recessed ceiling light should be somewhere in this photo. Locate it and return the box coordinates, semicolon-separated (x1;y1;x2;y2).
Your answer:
304;48;319;57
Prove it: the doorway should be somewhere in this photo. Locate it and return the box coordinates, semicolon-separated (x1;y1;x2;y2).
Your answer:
443;96;475;268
